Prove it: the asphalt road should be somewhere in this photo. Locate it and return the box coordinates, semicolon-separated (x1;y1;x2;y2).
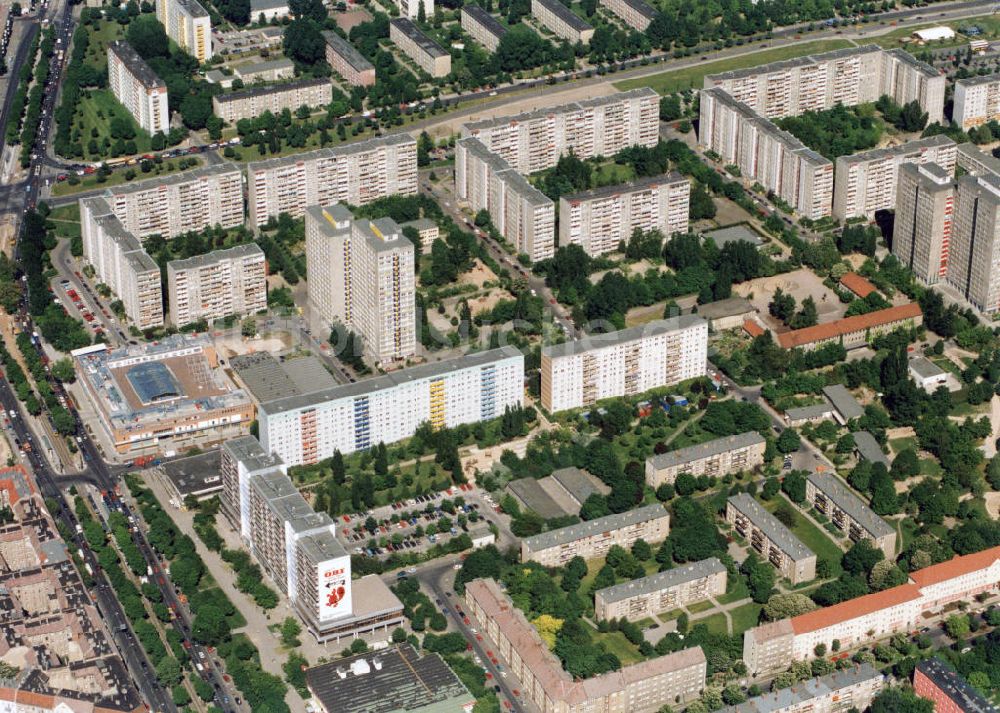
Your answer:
413;558;528;713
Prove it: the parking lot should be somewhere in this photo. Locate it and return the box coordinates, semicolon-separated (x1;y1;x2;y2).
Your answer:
335;483;508;558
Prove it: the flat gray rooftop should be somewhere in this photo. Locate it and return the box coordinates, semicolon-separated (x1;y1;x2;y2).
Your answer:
785;403;833;422
522;503;668;552
727;493;814;562
533;0;593;31
560;172;687;204
723;664;883;713
322;30;375;73
909;355;947;380
167;243;263;272
109;40;164;89
161;451;224;497
595;557;725;604
851;431;890;467
822;384;864;422
260;346;522;416
222;435;284;473
462;5;508;39
390;17;449;58
231;352;341;404
807;471;894;539
647;431;764;472
246;133;415;173
541;316;705;359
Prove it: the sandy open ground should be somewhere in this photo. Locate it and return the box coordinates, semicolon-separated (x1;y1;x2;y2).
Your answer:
423;82;620;139
733;268;846;331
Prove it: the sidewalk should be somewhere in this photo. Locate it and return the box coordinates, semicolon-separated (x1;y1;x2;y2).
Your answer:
143;471;309;713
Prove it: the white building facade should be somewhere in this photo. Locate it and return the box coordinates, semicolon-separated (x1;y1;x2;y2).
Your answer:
167;244;267;326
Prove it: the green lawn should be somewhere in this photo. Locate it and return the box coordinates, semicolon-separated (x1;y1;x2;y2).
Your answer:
592;630;645;665
593;162;636;186
896;517;920;556
83;21;125;71
659;609;684;622
931;356;962;377
763;496;845;578
888;436;917;454
729;602;763;635
48;204;81;239
613;39;854;95
695;612;730;636
73;88;153;160
686;599;715;614
51;157;204;197
716;578;750;604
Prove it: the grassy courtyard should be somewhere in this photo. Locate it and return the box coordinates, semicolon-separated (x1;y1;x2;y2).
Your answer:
762;496;845;579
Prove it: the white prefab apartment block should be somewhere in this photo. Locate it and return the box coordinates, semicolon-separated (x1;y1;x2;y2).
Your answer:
246;135;418;227
645;431;766;487
540;316;707;413
156;0;212;61
461;6;507;52
594;557;726;622
521;503;670;566
397;0;432;19
700;45;945;219
699;88;833;220
455;137;555;262
599;0;657;31
531;0;594;43
80;198;163;329
99;164;245;240
107;41;169;135
258;347;524;466
805;471;896;557
833;135;956;221
559;173;690;257
721;665;885;713
212;78;333;124
389;18;451;79
305;204;416;365
322;31;376;87
892;162;956;285
726;493;816;584
220;437;405;642
702;45;944;125
954;74;1000;130
167;244;267;327
947;172;1000;313
461;88;659;174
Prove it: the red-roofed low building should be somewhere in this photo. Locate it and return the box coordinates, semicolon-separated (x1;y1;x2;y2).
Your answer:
743;319;765;338
743;545;1000;676
840;272;877;298
777;303;922;351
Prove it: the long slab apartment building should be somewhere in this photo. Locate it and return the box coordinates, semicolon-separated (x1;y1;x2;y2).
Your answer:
744;545;1000;676
700;45;945;219
156;0;212;61
953;72;1000;131
93;163;245;239
456;88;659;262
220;437;405;642
558;173;690;258
247;134;417;227
305;204;416;365
322;30;375;86
456;137;555;262
598;0;657;31
79;198;163;329
531;0;594;43
461;5;507;52
167;244;267;327
521;503;670;566
594;557;727;622
723;665;885;713
540;316;707;413
107;40;169;135
726;493;817;585
645;431;766;487
212;78;333;124
258;347;524;466
832;135;956;221
389;18;451;78
467;578;706;713
805;471;896;557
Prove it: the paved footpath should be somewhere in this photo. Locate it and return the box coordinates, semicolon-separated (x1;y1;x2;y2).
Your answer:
144;471;310;713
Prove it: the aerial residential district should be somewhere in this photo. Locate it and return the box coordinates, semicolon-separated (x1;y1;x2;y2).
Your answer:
4;0;1000;712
